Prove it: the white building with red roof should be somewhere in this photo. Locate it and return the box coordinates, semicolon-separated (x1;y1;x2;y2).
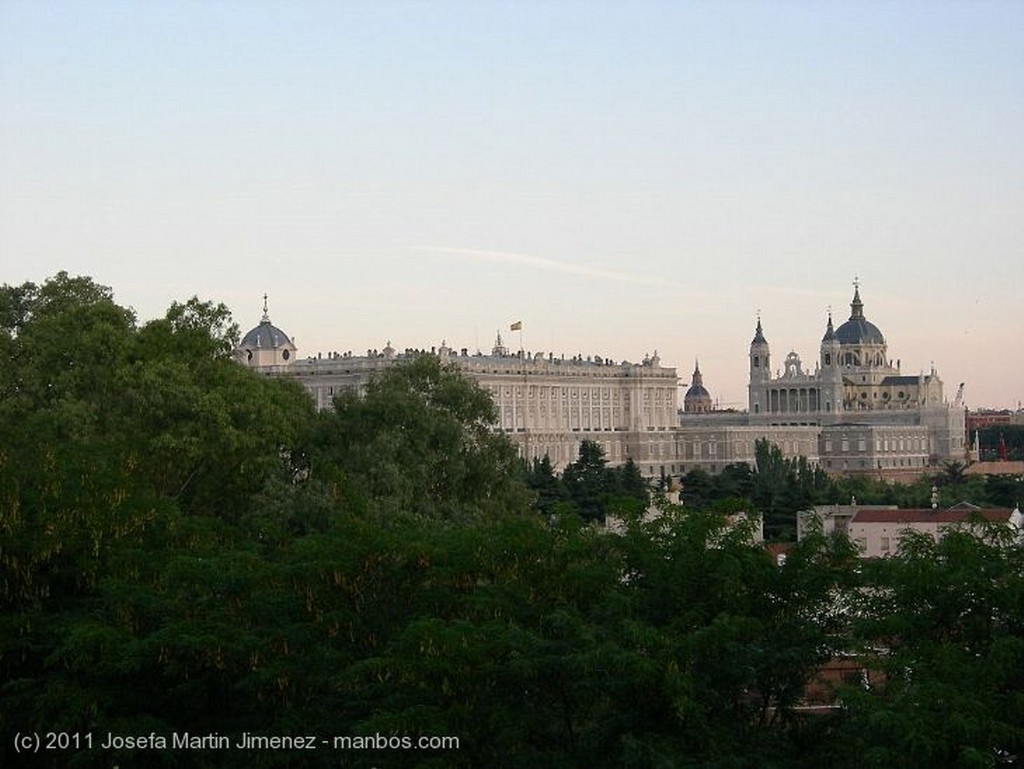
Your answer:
848;506;1018;558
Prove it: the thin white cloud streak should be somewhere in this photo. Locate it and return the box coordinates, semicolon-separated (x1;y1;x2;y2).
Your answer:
414;246;687;290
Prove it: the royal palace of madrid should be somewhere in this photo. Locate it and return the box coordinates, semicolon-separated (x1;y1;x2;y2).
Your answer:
236;285;966;480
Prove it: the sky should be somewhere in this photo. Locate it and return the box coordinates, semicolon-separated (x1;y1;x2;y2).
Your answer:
1;1;1021;409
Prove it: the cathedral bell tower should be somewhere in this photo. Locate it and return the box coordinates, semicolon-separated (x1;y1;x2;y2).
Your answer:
819;312;843;414
748;317;770;415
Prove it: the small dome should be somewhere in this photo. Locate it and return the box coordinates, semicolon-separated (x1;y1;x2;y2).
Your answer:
241;296;294;351
241;320;293;350
685;383;711;400
684;360;713;413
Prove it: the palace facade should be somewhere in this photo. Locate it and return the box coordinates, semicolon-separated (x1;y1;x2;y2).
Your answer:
237;286;967;479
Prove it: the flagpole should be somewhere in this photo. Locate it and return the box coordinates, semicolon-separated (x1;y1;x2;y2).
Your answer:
510;320;526;462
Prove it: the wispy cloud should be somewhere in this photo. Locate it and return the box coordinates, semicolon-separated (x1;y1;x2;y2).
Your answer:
414;246;686;290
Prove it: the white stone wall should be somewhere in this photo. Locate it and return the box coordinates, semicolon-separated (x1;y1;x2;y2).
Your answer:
254;349;680;474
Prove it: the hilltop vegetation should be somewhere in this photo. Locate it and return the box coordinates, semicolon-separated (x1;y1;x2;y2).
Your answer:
2;274;1023;768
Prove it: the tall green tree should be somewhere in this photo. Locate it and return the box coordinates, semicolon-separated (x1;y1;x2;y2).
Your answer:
561;441;649;523
752;440;831;540
524;455;571;517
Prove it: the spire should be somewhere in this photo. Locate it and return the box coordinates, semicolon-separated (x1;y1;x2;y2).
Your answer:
850;278;864;320
261;293;271;324
822;311;835;342
692;358;703;387
492;330;507;356
752;315;767;345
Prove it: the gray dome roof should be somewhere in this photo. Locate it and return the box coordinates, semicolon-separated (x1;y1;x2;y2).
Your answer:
241;319;293;349
835;318;885;345
835;286;885;345
685;384;711;399
686;360;711;401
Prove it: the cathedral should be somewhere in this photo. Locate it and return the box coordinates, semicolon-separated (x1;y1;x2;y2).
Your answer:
747;285;945;421
237;285;967;479
679;284;967;476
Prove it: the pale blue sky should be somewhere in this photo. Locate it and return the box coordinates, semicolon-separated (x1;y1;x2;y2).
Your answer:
2;1;1021;408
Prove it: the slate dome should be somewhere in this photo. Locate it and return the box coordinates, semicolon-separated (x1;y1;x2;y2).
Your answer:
685;383;711;399
241;319;293;349
240;296;295;356
834;287;884;345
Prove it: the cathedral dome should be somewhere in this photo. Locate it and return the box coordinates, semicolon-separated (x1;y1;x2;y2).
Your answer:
834;286;885;345
834;318;884;345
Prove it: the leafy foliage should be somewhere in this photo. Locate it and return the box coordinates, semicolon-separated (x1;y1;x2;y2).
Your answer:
310;353;530;522
2;274;1022;769
525;440;650;523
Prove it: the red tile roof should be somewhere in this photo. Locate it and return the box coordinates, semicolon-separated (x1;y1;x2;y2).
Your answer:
851;508;1012;524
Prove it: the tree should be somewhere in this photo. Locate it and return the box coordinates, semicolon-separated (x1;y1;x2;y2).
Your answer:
714;462;755;500
311;354;530;522
562;441;613;522
751;440;832;541
680;467;715;509
0;275;319;768
617;458;649;505
840;525;1024;767
524;455;571;517
560;441;649;523
606;503;857;768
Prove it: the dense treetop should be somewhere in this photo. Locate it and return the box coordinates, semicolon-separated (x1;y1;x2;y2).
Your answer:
1;274;1022;768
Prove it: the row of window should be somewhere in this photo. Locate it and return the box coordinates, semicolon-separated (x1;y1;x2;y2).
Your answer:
486;385;673;402
498;407;671;430
823;436;928;454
